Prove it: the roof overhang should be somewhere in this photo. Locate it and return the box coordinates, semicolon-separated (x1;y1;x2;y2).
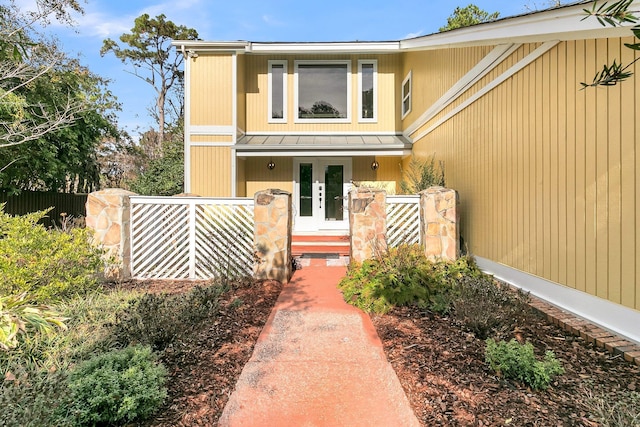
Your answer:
173;1;640;54
400;0;639;50
234;134;413;157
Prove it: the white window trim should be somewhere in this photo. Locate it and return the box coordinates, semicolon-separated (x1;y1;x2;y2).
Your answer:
401;70;412;119
294;60;352;124
358;60;378;123
268;60;287;123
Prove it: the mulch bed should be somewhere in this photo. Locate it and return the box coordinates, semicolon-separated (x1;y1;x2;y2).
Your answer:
124;278;638;426
125;278;283;427
373;305;640;426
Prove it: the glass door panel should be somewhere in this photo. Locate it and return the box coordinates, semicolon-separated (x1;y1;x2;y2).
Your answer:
324;165;344;221
299;163;313;217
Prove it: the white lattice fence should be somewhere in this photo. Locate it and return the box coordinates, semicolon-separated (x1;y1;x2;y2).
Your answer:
386;195;421;247
130;197;254;279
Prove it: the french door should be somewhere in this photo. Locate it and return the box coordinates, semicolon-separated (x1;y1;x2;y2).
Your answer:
293;158;352;232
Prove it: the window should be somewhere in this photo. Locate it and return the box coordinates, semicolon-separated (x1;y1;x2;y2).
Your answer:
358;60;377;122
402;70;412;119
268;60;287;123
294;61;351;123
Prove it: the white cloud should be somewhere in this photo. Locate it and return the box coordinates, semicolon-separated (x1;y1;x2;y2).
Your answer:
262;14;284;26
402;30;424;39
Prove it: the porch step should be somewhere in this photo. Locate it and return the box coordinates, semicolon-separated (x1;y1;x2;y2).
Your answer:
292;234;350;256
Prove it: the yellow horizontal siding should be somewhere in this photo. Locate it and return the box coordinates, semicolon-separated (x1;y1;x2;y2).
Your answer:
243;54;402;133
190;146;231;197
190;54;233;126
412;37;639;311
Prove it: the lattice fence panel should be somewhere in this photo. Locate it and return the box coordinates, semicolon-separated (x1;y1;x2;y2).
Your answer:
131;202;191;279
130;197;254;280
386;196;421;247
195;203;254;279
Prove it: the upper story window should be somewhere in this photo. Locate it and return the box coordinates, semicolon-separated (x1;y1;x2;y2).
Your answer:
294;61;351;123
358;60;377;122
268;60;287;123
402;70;412;119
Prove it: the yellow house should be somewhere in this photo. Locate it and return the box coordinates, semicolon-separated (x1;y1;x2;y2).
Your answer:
173;1;640;343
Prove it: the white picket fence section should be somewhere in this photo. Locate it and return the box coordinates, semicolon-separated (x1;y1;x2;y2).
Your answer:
130;196;254;280
386;195;421;247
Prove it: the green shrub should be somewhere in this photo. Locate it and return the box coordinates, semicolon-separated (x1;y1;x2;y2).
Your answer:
112;284;224;350
65;345;167;426
0;369;72;427
485;338;564;390
339;245;481;314
452;275;530;339
0;207;103;302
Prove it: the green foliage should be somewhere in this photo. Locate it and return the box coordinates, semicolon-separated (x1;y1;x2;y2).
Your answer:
112;284;224;350
451;275;530;339
128;131;184;195
400;155;445;194
583;386;640;427
101;13;198;143
582;0;640;87
339;245;480;314
65;345;167;426
0;369;72;427
0;207;103;301
0;292;67;351
439;4;500;32
485;338;564;390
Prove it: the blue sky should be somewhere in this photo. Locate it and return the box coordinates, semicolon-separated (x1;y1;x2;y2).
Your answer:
18;0;539;138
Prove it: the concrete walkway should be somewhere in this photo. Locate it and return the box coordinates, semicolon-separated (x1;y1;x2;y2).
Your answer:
218;260;420;427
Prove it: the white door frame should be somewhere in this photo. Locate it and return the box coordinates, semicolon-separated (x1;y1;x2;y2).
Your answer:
293;157;352;232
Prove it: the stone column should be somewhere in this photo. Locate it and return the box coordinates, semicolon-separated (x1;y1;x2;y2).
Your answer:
349;188;387;264
253;189;293;284
85;189;136;281
420;186;459;261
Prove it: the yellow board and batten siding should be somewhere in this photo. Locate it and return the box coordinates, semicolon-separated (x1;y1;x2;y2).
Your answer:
188;54;234;197
244;54;403;133
407;37;639;311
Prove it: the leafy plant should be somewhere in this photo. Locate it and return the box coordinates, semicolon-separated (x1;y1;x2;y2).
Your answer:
64;345;167;426
0;207;103;302
339;245;480;314
452;275;530;339
0;293;67;351
112;284;224;350
485;338;564;390
400;155;445;194
581;0;640;87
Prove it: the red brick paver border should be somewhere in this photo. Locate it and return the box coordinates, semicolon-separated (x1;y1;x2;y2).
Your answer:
527;294;640;366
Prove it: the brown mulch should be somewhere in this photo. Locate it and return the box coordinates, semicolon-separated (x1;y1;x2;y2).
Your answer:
123;278;638;426
373;305;640;426
122;278;283;427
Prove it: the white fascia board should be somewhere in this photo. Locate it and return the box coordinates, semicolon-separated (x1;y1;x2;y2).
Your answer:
247;41;400;54
244;131;404;136
171;40;250;52
400;1;639;50
476;256;640;345
237;149;411;157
